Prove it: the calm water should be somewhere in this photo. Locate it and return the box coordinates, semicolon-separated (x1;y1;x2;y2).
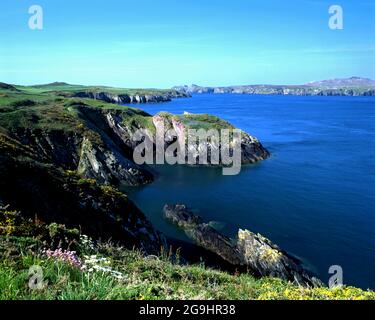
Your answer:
125;94;375;289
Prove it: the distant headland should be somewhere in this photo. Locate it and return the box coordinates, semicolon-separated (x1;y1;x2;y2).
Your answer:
174;77;375;97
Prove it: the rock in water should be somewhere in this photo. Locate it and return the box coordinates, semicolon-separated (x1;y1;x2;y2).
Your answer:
208;221;226;231
163;204;322;287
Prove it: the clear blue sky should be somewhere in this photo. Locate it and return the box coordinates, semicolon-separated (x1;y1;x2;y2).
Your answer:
1;0;374;88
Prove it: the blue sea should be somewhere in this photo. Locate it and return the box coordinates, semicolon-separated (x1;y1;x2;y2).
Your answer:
125;94;375;290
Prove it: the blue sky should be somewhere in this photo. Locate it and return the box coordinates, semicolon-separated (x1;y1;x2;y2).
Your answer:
1;0;374;88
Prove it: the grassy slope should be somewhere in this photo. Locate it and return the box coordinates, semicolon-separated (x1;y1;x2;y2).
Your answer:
0;236;374;300
0;84;154;133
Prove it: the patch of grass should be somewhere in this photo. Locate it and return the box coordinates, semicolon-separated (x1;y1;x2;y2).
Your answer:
121;113;155;134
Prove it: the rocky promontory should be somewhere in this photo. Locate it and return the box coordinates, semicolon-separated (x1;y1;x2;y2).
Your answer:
164;204;322;287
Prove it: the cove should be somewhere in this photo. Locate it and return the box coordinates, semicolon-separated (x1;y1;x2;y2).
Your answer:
124;93;375;290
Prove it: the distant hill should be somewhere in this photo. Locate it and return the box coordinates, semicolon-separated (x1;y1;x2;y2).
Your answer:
305;77;375;88
30;82;70;88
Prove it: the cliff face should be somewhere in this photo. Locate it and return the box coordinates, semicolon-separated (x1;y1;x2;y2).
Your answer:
8;112;153;187
71;90;190;104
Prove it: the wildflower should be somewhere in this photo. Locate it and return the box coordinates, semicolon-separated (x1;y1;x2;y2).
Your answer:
44;248;82;269
82;254;125;280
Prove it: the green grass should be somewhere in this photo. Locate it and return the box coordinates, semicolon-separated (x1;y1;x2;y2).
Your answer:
0;236;374;300
180;113;235;131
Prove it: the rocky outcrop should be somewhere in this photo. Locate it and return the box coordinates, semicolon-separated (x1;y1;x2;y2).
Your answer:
78;107;270;168
77;136;152;186
236;229;322;287
163;204;322;287
153;113;270;165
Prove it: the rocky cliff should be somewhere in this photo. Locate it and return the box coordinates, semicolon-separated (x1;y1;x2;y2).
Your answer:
152;112;270;165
